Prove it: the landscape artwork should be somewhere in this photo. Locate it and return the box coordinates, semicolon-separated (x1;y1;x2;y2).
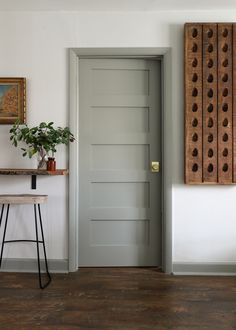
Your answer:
0;78;26;124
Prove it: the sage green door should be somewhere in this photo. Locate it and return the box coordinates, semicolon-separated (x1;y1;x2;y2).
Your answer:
79;58;162;266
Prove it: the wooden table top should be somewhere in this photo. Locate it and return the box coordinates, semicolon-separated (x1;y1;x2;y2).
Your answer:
0;168;68;176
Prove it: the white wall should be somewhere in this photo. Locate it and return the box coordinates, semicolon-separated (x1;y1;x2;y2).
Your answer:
1;9;236;264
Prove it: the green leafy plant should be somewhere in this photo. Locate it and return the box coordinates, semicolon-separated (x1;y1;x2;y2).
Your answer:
10;121;75;164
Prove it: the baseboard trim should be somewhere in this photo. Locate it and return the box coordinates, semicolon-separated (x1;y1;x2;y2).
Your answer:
173;262;236;276
0;258;68;273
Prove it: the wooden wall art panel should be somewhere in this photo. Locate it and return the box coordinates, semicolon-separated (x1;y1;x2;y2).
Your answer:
185;23;236;184
203;24;218;183
185;24;203;183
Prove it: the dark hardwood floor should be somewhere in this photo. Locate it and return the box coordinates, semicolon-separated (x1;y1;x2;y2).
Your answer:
0;268;236;329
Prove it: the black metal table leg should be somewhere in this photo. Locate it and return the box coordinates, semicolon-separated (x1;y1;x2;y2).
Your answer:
0;204;5;227
34;204;51;289
38;204;51;282
0;204;10;268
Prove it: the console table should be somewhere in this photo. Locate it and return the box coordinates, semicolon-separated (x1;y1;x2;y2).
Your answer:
0;169;68;189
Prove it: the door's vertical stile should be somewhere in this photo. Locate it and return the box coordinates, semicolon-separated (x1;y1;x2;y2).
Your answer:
148;60;162;256
218;24;233;183
81;61;94;254
233;25;236;182
202;24;218;183
185;24;203;183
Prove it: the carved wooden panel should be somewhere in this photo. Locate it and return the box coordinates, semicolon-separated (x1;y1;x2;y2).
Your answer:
218;24;233;183
233;25;236;183
185;24;203;183
185;23;236;184
203;24;217;183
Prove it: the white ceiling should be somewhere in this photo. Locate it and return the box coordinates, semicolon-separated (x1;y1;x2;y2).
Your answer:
1;0;236;11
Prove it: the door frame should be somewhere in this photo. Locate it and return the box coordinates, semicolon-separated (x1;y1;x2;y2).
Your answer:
69;48;173;273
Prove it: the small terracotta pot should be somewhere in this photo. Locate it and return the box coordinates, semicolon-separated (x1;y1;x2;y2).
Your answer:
47;157;56;171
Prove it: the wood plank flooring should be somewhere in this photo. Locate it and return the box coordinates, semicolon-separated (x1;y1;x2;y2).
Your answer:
0;268;236;329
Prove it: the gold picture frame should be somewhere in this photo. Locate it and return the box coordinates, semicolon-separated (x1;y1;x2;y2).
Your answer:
0;77;26;124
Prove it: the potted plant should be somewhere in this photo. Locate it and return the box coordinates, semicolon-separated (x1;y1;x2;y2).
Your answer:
9;121;75;170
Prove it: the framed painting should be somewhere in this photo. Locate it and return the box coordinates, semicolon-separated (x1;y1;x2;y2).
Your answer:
0;77;26;124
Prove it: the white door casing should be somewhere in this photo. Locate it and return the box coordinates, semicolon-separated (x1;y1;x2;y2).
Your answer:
69;48;173;273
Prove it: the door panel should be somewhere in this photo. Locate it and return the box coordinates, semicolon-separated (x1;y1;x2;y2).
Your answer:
79;58;161;266
91;107;149;133
91;144;149;170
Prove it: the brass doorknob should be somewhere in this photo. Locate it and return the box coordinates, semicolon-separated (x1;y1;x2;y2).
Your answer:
151;161;160;173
